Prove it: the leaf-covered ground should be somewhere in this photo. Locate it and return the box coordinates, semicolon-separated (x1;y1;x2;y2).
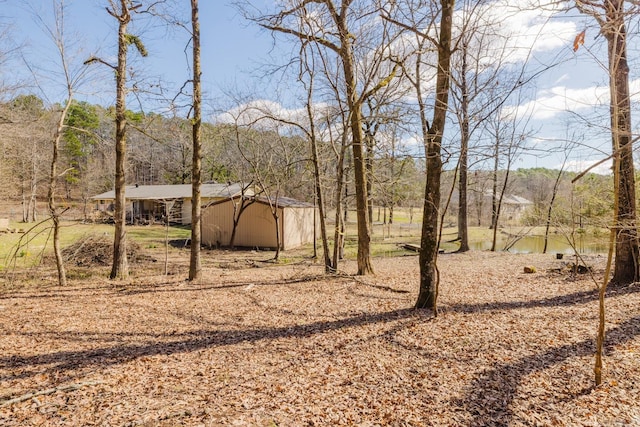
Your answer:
1;251;639;426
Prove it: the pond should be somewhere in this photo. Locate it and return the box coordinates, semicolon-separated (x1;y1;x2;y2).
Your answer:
468;234;610;254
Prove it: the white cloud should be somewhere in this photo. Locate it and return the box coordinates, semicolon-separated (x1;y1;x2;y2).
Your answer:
562;158;612;175
455;0;577;64
215;99;304;126
510;85;609;119
215;99;333;129
504;78;640;120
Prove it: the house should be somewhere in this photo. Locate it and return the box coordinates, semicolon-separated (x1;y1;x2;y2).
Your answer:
91;183;253;225
500;194;533;222
201;195;317;250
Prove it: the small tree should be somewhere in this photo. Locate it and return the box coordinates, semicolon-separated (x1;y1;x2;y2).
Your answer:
26;0;93;285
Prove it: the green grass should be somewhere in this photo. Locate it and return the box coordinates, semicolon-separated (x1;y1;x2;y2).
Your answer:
127;224;191;244
0;221;191;270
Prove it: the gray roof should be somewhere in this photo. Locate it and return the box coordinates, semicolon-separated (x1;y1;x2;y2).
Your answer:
205;194;315;209
254;195;315;208
502;195;533;205
92;183;252;201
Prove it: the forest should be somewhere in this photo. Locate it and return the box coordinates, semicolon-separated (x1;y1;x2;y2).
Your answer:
1;0;639;425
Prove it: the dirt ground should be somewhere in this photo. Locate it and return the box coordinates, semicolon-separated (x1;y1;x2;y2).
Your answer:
1;250;639;426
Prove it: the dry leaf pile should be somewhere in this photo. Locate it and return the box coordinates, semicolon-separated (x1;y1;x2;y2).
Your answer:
60;235;152;267
1;251;639;426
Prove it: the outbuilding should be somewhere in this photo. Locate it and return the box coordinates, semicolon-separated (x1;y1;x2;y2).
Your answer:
202;196;317;250
91;183;253;225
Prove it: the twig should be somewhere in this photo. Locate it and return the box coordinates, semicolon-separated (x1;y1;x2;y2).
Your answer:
571;134;640;184
0;380;104;408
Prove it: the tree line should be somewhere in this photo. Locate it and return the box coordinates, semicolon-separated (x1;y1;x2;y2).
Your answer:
0;92;616;254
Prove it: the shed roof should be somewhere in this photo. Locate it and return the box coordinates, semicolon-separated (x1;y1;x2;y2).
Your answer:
205;194;315;209
254;195;315;208
92;183;250;201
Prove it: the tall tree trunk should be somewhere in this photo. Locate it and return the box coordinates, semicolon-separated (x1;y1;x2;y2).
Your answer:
308;108;332;272
189;0;202;281
22;188;29;223
458;132;469;252
340;29;374;275
416;0;454;311
604;0;639;285
28;157;38;223
274;209;281;261
110;3;131;280
365;131;374;229
457;40;470;252
229;198;252;248
332;135;348;270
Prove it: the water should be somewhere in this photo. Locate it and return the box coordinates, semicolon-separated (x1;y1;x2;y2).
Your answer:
469;234;609;254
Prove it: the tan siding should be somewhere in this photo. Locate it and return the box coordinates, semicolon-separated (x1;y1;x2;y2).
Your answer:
235;202;279;248
202;199;317;250
181;199;192;225
282;207;316;250
202;200;235;247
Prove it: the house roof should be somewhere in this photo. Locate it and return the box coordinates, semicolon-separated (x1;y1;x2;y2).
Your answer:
92;183;251;201
481;191;532;206
502;195;533;205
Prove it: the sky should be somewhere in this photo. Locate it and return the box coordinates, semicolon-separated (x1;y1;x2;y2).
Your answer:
1;1;277;107
2;0;638;174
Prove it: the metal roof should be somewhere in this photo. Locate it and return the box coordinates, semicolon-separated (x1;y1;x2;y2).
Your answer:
204;194;315;209
502;195;533;205
91;183;251;201
254;195;315;208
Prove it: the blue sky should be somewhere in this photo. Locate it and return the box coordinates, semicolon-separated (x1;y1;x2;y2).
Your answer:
2;0;637;173
1;1;277;108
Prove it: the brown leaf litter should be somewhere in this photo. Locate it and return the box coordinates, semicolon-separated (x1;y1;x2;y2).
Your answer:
0;251;638;426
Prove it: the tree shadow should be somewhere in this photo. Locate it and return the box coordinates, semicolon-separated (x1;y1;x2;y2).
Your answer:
0;274;337;300
0;308;420;382
446;283;639;314
456;314;640;426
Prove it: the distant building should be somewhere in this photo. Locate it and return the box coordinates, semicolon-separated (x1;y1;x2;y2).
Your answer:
91;183;253;225
500;194;533;222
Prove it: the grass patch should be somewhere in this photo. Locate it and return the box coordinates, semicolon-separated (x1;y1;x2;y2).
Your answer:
0;222;191;270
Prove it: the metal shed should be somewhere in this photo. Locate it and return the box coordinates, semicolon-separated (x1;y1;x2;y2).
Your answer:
202;196;317;250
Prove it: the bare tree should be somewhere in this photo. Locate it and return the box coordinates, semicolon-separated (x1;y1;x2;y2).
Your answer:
485;97;533;252
37;0;90;286
415;0;454;311
188;0;202;281
245;0;402;275
385;0;455;311
234;115;308;261
86;0;147;280
3;95;47;223
575;0;638;285
573;0;639;388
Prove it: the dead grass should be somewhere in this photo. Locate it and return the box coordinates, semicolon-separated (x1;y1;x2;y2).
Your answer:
0;251;638;426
